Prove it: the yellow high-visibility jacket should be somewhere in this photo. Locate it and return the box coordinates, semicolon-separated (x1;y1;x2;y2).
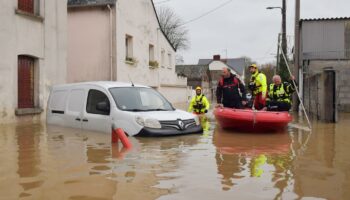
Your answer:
250;70;267;97
267;82;295;104
188;94;210;114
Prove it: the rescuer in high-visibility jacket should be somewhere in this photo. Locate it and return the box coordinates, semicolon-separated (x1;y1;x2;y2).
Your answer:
265;75;296;111
248;64;267;110
188;86;210;114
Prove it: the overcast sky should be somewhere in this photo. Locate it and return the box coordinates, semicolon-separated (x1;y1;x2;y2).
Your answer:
153;0;350;64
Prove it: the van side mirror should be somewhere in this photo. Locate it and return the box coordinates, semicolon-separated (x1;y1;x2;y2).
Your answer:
96;101;110;113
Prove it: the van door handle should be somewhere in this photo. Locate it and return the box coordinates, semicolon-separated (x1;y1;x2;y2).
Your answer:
82;118;88;122
75;118;81;121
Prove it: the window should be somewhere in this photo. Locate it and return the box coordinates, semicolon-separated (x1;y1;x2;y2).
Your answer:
86;90;110;115
161;49;165;68
18;55;35;108
125;35;133;60
18;0;39;15
149;44;154;62
168;53;172;69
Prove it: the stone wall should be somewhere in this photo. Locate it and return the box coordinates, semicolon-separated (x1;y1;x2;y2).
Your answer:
303;60;350;122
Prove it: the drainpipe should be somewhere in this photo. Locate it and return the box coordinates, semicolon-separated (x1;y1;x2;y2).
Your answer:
157;28;161;90
107;4;113;81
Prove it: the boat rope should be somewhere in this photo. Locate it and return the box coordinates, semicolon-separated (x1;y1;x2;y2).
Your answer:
280;44;312;130
253;108;257;127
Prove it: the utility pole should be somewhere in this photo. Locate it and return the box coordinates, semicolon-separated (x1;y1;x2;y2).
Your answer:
281;0;287;58
279;0;288;81
293;0;300;111
294;0;300;73
276;33;281;74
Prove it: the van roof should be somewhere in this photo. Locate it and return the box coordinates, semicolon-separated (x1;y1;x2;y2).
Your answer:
51;81;150;90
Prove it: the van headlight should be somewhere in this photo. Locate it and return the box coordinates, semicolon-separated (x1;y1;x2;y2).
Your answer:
194;116;200;126
135;116;161;129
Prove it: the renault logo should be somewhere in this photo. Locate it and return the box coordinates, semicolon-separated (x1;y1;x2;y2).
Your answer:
178;120;185;130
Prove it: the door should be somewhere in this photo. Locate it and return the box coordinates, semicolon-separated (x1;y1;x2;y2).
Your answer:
324;70;336;122
65;89;86;129
18;55;34;108
82;89;112;133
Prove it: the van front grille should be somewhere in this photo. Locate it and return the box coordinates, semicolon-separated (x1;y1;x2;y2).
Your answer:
159;119;196;130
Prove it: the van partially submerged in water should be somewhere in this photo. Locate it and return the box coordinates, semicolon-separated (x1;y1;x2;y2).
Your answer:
47;81;202;136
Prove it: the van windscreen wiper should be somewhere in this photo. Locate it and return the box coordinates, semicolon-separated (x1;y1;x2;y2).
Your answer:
145;108;173;111
124;108;148;112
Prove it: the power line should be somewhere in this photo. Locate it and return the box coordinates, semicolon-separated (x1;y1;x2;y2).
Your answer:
181;0;234;26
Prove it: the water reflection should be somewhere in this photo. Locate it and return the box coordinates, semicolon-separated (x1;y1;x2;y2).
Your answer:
16;124;43;178
198;115;210;132
111;144;131;160
213;127;294;192
0;113;350;200
292;117;350;200
48;126;203;200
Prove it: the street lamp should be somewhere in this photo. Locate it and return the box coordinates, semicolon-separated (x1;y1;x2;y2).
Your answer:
266;4;286;57
266;0;287;80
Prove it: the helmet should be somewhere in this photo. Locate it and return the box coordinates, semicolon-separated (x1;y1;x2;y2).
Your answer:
195;86;202;91
249;64;257;68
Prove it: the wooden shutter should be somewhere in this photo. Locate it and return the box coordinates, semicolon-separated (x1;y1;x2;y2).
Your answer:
18;0;34;14
18;56;34;108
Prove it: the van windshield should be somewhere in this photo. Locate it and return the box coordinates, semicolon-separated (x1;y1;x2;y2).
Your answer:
109;87;175;112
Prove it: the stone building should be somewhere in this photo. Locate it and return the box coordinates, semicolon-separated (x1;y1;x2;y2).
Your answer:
0;0;67;123
300;17;350;121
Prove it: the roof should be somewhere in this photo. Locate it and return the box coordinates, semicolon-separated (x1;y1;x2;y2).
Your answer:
67;0;176;51
150;2;176;51
68;0;116;7
175;65;209;79
51;81;149;90
300;17;350;22
198;58;247;75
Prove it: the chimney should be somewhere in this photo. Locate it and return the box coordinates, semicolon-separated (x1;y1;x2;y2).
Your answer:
213;55;221;61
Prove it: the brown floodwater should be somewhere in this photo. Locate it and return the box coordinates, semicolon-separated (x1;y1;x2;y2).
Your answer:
0;112;349;200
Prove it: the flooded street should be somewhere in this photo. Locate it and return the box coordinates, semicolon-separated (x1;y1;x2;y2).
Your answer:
1;113;350;200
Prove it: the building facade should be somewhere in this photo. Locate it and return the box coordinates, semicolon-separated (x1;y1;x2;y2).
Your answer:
67;0;188;105
176;65;211;101
0;0;67;124
300;17;350;121
197;55;247;102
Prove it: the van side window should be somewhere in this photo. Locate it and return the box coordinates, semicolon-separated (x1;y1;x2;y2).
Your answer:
86;89;110;115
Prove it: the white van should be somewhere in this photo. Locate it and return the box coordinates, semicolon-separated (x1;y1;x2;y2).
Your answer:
47;81;202;136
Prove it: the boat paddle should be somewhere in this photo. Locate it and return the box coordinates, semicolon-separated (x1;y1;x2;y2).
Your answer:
280;44;312;131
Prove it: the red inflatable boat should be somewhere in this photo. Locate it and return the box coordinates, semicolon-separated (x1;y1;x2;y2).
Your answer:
214;107;292;132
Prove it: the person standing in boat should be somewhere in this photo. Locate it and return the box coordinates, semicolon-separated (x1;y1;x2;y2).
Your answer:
248;64;267;110
216;67;247;108
188;86;210;114
264;75;296;111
